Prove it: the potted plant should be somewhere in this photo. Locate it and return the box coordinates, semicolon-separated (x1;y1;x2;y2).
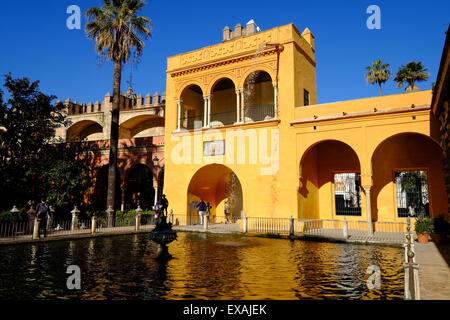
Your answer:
431;214;449;244
414;216;434;244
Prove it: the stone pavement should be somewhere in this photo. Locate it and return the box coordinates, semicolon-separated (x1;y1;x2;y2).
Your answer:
415;241;450;300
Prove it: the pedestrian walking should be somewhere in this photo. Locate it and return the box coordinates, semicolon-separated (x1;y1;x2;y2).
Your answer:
35;198;49;238
195;199;207;225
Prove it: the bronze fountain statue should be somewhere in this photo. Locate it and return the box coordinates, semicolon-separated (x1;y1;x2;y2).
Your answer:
149;208;177;260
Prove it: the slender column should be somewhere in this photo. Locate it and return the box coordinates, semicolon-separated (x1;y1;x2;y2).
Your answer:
203;96;208;128
240;89;245;123
365;186;373;234
272;81;278;119
176;100;182;130
235;89;241;123
207;95;212;127
154;187;158;205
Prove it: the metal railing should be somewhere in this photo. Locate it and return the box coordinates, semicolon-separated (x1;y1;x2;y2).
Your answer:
0;213;159;241
0;221;32;239
179;105;275;130
244;105;275;122
241;217;407;243
210;110;237;127
180;115;204;130
247;217;291;234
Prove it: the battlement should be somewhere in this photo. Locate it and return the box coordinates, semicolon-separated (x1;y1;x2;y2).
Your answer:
222;19;261;42
64;87;166;116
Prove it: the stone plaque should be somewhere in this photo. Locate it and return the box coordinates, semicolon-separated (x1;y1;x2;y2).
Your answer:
203;140;225;156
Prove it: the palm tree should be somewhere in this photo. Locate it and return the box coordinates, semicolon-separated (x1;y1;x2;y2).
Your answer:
365;59;390;96
394;61;430;92
85;0;151;222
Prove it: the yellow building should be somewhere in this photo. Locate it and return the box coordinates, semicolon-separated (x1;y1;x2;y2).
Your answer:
164;22;448;229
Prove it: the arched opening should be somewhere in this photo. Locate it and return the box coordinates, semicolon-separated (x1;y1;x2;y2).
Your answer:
67;120;103;142
119;115;164;139
298;140;361;220
125;164;155;211
180;84;204;130
243;71;274;122
371;133;446;221
210;78;237;127
91;165;121;211
187;164;243;224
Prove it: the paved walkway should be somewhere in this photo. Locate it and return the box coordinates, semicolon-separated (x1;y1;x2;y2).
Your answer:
415;241;450;300
173;222;241;233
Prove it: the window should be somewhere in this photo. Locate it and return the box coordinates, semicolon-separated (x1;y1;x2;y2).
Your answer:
304;89;310;106
334;173;362;216
395;170;429;217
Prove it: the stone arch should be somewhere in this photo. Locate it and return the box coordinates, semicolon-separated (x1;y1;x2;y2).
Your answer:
209;77;237;127
66;120;103;142
370;132;446;222
90;165;122;211
239;67;275;89
298;139;362;220
124;163;154;211
177;81;206;100
119;115;164;139
241;70;275;122
187;164;243;223
207;74;238;94
179;84;204;130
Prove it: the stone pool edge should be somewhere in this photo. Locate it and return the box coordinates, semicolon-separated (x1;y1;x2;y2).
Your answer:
0;227;403;248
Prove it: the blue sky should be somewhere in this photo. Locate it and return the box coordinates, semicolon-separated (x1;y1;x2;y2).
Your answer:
0;0;448;104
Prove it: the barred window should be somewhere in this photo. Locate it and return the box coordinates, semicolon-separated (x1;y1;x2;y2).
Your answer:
334;173;362;216
395;170;429;217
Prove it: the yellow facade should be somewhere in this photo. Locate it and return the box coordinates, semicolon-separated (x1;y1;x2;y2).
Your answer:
164;23;448;226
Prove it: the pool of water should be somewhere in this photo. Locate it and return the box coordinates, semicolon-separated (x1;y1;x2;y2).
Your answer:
0;233;404;300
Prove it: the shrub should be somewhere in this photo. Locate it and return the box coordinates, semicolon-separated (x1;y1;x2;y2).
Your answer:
415;216;434;234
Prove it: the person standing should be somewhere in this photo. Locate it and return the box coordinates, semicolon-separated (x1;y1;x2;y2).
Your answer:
26;200;35;234
195;200;207;225
35;199;49;238
206;202;211;223
224;199;231;224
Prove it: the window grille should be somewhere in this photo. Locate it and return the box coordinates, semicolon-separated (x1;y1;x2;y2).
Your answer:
334;173;362;216
395;170;429;217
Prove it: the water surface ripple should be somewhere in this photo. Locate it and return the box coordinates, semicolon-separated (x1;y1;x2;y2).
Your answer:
0;233;404;300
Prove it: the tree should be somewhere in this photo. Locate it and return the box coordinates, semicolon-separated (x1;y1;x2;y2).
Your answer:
85;0;152;218
394;61;430;92
365;59;390;96
0;74;93;213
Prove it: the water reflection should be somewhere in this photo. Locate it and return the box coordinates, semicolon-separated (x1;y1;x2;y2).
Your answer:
0;233;404;300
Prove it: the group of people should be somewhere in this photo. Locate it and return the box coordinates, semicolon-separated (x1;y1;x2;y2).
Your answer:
195;198;232;225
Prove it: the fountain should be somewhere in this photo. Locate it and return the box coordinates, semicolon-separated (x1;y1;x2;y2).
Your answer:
149;212;177;260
